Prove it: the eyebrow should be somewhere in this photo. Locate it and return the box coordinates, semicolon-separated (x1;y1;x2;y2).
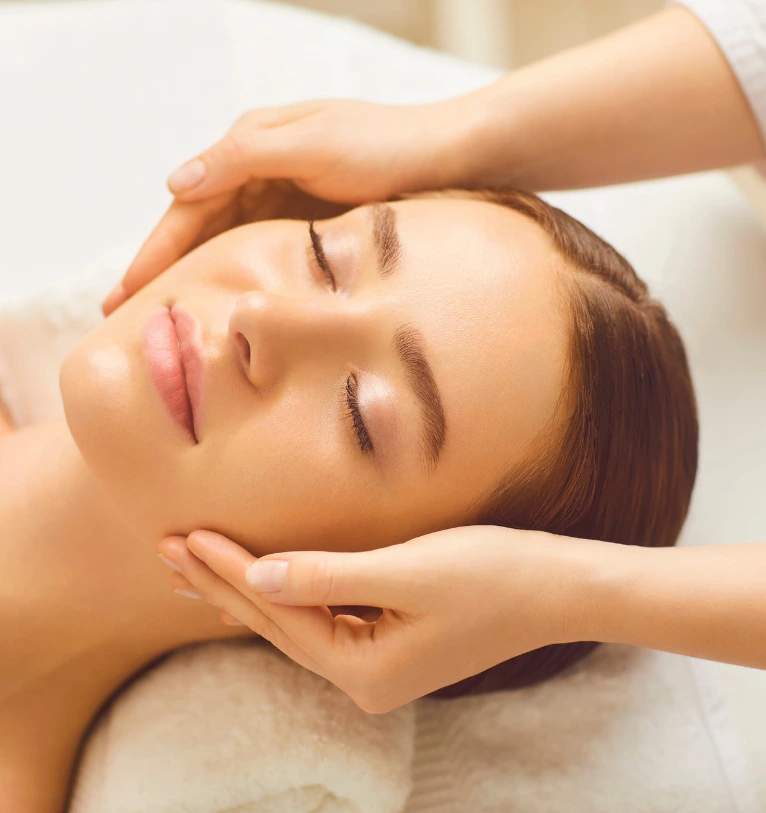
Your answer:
392;324;447;471
370;203;403;278
365;204;447;469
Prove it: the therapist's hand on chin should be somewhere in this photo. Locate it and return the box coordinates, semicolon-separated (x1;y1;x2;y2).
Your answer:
156;526;608;713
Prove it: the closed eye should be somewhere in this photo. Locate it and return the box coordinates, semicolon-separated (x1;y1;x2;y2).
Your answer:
344;374;373;454
308;220;337;291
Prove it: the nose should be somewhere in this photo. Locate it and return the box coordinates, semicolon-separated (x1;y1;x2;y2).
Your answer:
228;290;367;390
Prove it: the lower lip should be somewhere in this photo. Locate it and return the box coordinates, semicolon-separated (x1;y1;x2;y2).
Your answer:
143;306;197;442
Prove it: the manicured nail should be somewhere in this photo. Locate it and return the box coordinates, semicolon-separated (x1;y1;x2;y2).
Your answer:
246;560;288;592
102;283;126;314
167;158;206;194
174;588;202;600
158;553;182;573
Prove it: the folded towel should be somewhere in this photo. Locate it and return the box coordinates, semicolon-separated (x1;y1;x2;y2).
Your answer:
0;246;760;813
68;642;415;813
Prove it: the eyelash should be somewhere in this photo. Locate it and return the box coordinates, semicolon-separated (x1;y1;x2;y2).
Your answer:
308;220;337;291
344;375;373;454
309;221;370;455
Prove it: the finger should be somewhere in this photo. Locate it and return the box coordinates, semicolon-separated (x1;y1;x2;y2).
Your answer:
168;572;202;600
219;610;246;626
166;121;316;201
124;194;236;293
178;533;434;711
101;193;237;316
161;536;335;678
183;532;401;680
188;531;421;612
184;531;342;638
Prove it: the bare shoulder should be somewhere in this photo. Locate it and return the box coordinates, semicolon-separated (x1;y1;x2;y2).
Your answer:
0;395;14;438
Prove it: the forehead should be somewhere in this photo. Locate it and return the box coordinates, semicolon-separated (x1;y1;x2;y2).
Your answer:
383;197;572;494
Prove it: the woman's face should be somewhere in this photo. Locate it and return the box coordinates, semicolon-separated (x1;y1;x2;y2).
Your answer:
61;197;570;553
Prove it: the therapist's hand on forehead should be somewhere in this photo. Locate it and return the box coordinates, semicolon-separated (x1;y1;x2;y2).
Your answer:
110;2;766;709
100;99;464;315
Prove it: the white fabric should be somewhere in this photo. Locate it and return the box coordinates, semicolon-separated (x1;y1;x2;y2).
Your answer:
1;1;765;811
67;642;415;813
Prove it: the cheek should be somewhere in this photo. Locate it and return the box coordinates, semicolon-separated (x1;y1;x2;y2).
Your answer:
60;325;196;539
196;414;355;553
189;389;407;555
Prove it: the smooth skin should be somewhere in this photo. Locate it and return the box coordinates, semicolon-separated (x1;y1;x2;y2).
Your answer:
2;198;576;810
104;2;766;711
158;529;766;714
0;397;13;437
70;198;571;551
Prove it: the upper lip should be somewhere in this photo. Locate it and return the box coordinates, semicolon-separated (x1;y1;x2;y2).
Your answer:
170;303;205;442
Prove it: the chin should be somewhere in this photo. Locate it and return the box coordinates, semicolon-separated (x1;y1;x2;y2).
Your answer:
60;329;176;538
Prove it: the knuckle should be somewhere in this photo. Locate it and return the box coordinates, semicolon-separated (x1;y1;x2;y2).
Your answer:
217;129;253;163
149;222;184;258
253;614;281;646
307;557;341;605
189;530;227;557
232;108;261;129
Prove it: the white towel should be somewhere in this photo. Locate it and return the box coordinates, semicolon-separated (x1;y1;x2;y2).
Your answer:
68;642;415;813
0;249;760;813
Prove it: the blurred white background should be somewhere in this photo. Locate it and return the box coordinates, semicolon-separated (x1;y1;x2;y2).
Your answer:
0;0;666;67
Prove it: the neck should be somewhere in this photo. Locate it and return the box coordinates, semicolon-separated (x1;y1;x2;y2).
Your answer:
2;420;248;694
0;421;251;811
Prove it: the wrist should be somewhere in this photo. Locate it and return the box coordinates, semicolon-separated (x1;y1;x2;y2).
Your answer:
422;84;508;190
433;75;541;192
573;537;650;646
540;532;647;645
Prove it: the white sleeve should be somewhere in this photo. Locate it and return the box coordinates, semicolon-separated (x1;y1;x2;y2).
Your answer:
670;0;766;144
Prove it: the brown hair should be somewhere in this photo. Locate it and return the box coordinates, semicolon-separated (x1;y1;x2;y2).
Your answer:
417;189;699;698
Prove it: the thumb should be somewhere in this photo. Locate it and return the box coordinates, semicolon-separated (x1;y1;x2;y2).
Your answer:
166;125;311;201
248;546;418;610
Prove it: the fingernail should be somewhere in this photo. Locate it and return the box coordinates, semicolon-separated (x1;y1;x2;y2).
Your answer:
158;553;182;573
167;158;206;194
174;588;202;600
223;617;246;626
102;283;126;314
246;560;288;592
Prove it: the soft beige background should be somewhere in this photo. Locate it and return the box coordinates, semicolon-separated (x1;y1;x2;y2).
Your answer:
0;0;665;66
284;0;664;67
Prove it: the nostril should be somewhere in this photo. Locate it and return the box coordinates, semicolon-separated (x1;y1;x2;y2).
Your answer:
235;332;251;367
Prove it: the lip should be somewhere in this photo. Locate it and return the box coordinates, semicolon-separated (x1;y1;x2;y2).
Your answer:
143;304;204;443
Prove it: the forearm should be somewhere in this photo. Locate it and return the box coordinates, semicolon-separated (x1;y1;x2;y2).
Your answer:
450;5;765;191
583;539;766;668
